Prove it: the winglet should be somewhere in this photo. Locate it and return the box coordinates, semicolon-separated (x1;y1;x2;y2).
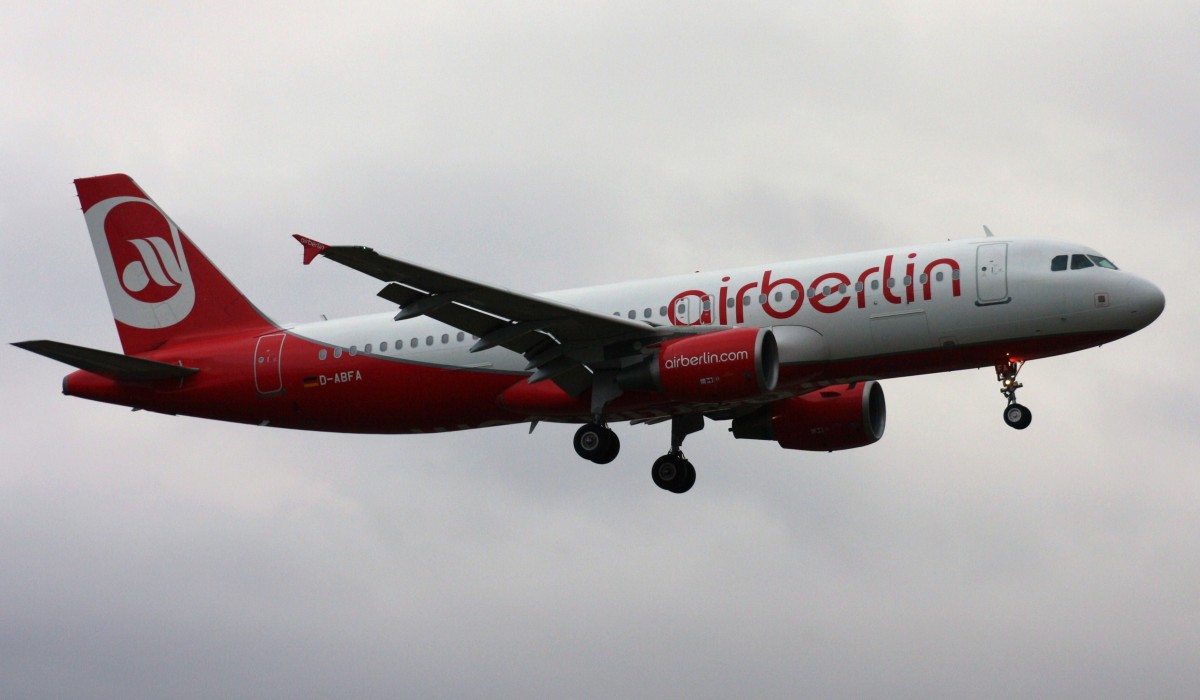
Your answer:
293;234;329;265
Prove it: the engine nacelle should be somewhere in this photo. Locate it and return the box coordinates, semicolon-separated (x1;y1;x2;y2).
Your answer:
618;327;779;402
731;381;886;451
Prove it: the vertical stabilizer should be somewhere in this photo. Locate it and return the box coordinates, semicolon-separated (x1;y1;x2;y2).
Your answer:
75;174;274;355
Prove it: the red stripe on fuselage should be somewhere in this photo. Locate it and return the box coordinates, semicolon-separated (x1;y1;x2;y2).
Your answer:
61;328;1129;433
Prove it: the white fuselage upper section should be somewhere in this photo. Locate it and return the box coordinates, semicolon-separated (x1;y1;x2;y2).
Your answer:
289;237;1163;380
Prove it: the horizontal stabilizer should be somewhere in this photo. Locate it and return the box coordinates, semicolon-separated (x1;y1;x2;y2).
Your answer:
13;340;199;382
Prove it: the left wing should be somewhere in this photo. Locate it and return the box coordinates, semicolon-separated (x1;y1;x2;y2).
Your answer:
293;236;716;397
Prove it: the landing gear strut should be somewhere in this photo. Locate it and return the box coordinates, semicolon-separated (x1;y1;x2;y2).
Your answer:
574;422;620;464
996;358;1032;430
651;415;702;494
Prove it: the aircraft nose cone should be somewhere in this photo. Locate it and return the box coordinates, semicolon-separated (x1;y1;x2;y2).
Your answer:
1124;276;1165;329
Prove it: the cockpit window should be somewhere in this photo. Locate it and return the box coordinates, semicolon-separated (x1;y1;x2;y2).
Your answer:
1070;254;1094;270
1051;255;1068;271
1088;255;1118;270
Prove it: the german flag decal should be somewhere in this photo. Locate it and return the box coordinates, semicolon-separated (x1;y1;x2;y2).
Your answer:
303;376;321;389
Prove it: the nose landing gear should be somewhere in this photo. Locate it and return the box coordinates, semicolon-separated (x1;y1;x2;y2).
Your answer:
996;358;1032;430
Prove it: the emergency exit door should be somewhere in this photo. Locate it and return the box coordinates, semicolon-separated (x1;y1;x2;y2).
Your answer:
254;333;286;395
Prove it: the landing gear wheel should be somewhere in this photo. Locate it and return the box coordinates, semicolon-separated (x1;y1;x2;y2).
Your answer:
593;431;620;464
574;423;620;463
651;454;696;494
1003;403;1032;430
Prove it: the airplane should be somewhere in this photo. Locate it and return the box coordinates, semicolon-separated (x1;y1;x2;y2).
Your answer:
14;174;1165;493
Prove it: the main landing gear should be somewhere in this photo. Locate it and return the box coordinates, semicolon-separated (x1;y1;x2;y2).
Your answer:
574;422;620;464
572;414;704;494
996;358;1033;430
651;415;704;494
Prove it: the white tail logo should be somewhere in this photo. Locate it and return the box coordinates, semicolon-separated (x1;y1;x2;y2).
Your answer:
85;196;196;329
121;237;186;292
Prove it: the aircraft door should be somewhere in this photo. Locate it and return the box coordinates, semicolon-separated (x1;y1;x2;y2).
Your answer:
672;293;713;325
254;333;286;395
976;243;1010;304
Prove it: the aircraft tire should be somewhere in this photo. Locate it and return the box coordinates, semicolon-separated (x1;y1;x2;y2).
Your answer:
592;431;620;464
574;423;619;463
652;454;695;493
1003;403;1033;430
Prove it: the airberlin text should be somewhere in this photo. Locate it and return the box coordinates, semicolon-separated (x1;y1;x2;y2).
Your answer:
667;253;961;325
663;350;750;370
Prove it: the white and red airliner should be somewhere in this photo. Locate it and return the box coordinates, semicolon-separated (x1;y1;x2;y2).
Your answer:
16;174;1165;493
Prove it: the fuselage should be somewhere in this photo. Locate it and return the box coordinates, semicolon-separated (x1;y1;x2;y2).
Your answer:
63;236;1165;433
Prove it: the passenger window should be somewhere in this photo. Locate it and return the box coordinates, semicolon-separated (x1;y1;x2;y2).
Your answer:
855;282;864;292
441;334;449;344
1088;255;1118;270
333;348;342;359
887;278;895;288
726;298;734;308
806;288;816;298
919;274;928;284
628;310;636;319
643;308;652;318
839;284;848;294
903;276;912;287
702;300;712;310
774;292;783;302
1071;254;1094;270
743;296;751;306
410;338;418;348
425;336;433;346
364;343;372;354
659;306;668;316
791;290;799;300
1051;255;1068;271
457;332;465;342
871;280;880;290
349;345;358;356
821;286;830;296
318;348;328;360
951;269;960;280
380;341;388;352
936;272;944;282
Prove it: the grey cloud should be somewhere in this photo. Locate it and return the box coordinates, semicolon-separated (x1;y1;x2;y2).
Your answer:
2;2;1197;698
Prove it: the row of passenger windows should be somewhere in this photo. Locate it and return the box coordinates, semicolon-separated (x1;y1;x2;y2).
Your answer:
317;331;472;360
1051;254;1118;271
315;268;966;358
614;270;960;317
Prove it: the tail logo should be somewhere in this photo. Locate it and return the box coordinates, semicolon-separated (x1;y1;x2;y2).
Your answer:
85;196;196;329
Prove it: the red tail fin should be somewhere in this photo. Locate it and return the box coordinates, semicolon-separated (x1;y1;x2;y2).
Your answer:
75;174;275;355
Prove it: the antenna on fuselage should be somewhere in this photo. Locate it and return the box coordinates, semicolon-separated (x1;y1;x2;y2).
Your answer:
983;225;995;238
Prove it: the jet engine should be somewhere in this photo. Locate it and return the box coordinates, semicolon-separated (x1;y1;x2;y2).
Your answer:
618;327;779;402
731;381;886;451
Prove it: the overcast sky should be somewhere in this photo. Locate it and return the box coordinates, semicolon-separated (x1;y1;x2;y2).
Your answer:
2;2;1198;698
